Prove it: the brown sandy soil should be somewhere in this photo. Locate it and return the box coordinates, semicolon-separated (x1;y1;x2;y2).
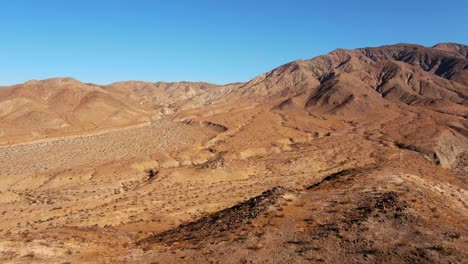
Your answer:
0;43;467;263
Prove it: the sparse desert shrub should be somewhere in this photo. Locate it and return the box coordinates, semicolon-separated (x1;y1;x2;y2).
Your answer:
145;169;159;180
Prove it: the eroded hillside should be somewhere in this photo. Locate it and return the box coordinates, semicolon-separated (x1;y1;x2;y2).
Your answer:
0;43;467;263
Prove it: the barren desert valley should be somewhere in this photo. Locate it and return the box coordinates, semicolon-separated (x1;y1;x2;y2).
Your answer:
0;43;467;263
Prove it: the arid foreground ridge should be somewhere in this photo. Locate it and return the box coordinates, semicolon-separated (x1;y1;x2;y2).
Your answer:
0;43;467;263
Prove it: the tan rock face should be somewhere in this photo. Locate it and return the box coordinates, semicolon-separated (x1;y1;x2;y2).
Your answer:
0;43;467;263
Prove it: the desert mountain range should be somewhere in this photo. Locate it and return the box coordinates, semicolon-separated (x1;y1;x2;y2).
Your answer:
0;43;467;263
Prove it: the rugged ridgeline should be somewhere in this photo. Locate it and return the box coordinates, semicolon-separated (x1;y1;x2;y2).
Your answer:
1;43;466;167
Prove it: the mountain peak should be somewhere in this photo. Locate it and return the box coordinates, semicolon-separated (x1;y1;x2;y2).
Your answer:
433;42;468;58
24;77;82;86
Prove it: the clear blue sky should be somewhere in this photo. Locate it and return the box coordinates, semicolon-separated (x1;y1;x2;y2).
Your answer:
0;0;467;85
